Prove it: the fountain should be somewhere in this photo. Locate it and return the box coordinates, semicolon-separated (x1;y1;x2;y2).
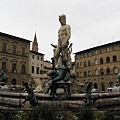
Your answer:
0;15;120;111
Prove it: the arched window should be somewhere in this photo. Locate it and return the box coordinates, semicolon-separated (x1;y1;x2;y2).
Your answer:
101;83;105;91
84;71;87;77
106;57;110;63
76;63;79;68
95;59;98;65
94;83;98;89
88;71;91;76
84;62;86;67
100;58;103;64
109;82;114;87
80;62;82;67
12;63;17;73
80;72;82;77
100;69;104;75
107;68;110;74
88;61;91;66
95;69;98;75
76;72;79;77
113;67;118;74
113;55;117;62
21;65;26;74
88;52;91;56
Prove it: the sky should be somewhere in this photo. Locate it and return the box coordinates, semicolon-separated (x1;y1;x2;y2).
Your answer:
0;0;120;61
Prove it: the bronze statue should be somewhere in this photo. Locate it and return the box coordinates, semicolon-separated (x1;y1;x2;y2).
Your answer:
116;73;120;83
47;59;70;89
44;58;71;99
83;80;99;106
52;59;70;83
22;82;38;107
85;80;93;105
0;70;8;83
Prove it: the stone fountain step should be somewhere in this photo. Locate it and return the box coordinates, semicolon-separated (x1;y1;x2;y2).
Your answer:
0;91;120;109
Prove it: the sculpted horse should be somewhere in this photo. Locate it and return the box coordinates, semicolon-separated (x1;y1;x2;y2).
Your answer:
30;78;46;93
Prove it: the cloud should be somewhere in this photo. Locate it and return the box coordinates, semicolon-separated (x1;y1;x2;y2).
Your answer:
0;0;120;61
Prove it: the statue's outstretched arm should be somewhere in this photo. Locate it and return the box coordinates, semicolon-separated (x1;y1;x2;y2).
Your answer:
51;44;57;48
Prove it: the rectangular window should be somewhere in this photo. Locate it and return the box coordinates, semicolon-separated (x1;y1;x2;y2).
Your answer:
95;50;98;54
21;65;26;74
36;67;39;74
37;56;39;60
106;47;109;52
88;52;91;56
41;57;43;61
76;54;80;59
100;48;103;53
32;55;34;59
3;42;7;52
2;62;7;72
22;47;25;55
32;66;34;73
13;45;17;54
40;70;43;74
12;63;16;73
84;53;87;58
113;45;116;50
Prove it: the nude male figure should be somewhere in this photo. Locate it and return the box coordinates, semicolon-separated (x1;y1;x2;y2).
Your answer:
51;14;71;67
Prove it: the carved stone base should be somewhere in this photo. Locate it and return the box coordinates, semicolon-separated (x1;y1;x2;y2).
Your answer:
50;80;71;100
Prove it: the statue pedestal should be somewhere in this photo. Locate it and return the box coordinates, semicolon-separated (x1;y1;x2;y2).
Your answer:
0;82;8;91
50;80;71;100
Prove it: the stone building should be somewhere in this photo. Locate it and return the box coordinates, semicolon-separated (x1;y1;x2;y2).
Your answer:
71;62;75;73
30;33;45;79
0;32;31;85
74;40;120;91
43;60;51;80
30;33;51;81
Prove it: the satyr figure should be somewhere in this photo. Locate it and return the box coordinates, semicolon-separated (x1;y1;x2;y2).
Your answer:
116;73;120;83
22;82;38;107
51;14;71;67
85;80;93;105
0;70;8;83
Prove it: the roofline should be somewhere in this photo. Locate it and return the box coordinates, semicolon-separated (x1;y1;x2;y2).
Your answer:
74;40;120;54
0;32;32;42
30;50;44;55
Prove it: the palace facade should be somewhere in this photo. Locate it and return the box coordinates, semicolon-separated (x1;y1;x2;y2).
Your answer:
74;40;120;91
0;32;31;85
